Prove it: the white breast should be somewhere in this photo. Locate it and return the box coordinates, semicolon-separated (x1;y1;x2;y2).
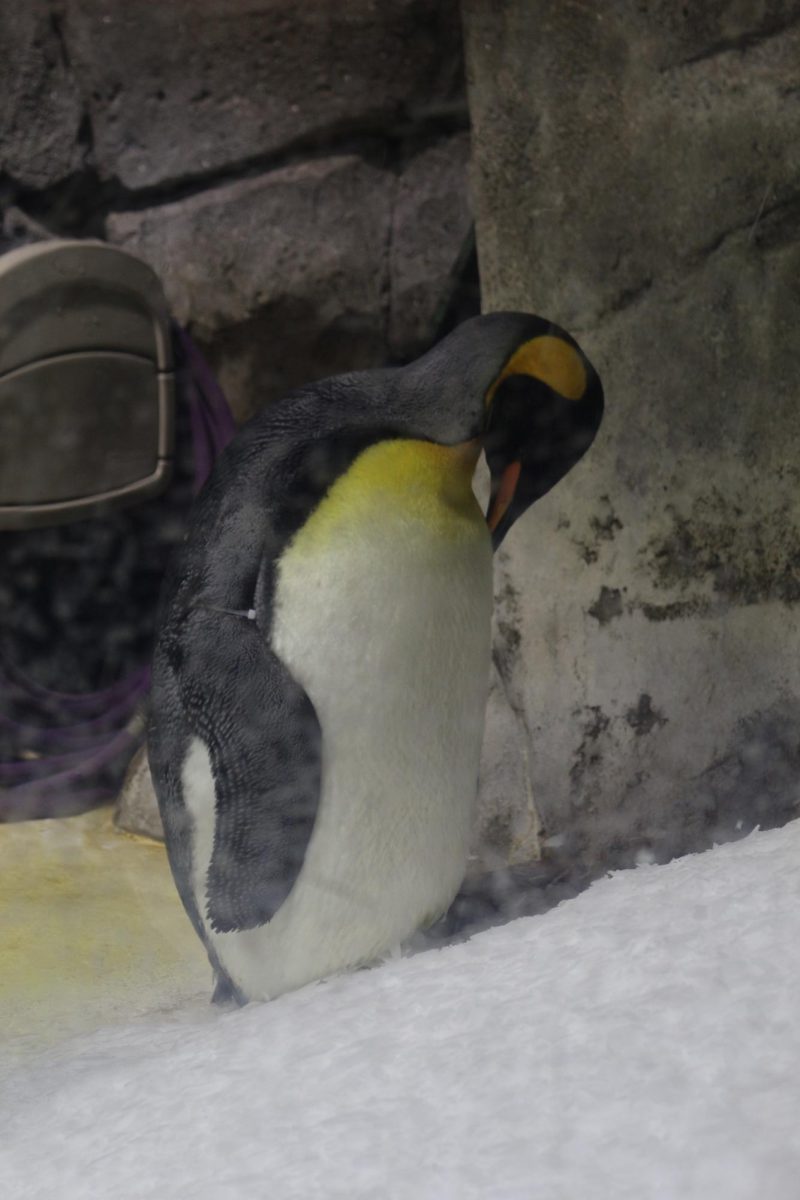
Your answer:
183;442;494;1000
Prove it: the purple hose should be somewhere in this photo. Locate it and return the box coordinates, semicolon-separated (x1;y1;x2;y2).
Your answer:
174;325;237;493
0;328;236;821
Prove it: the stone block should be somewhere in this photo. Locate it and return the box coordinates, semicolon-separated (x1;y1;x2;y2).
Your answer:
464;1;800;329
107;137;473;417
0;2;84;188
115;744;164;841
63;0;466;189
389;132;472;359
107;155;394;418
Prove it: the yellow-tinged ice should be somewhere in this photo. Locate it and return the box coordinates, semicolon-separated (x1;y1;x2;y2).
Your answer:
0;807;210;1065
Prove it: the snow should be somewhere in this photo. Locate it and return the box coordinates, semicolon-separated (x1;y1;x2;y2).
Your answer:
3;820;800;1200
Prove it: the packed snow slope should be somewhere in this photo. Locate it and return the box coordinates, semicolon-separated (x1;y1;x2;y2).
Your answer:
3;820;799;1199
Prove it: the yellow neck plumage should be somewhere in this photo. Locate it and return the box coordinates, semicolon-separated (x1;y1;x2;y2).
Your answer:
286;438;485;553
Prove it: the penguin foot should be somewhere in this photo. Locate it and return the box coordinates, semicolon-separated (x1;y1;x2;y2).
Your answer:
211;972;249;1008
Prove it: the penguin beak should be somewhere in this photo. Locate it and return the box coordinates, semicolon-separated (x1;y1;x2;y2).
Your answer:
483;372;604;551
486;460;522;540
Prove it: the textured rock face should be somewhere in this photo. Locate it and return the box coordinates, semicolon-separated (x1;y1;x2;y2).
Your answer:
466;1;800;331
61;0;465;189
115;745;164;842
389;133;472;358
0;2;84;188
463;0;800;872
2;2;472;417
108;157;393;418
107;137;472;418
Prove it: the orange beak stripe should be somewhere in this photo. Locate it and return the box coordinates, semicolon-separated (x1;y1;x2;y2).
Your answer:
487;460;522;533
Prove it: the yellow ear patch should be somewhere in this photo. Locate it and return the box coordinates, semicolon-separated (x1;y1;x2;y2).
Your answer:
486;335;587;407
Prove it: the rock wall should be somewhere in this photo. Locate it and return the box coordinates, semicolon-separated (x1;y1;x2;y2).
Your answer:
1;0;473;417
106;137;472;419
463;0;800;874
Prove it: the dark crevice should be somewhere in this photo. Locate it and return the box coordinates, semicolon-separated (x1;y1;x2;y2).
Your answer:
697;217;746;261
432;230;480;343
48;6;72;71
3;170;111;241
672;14;800;69
594;274;654;323
379;171;398;355
576;190;800;337
2;106;469;242
490;559;534;745
749;192;800;253
377;230;479;367
75;112;95;172
694;191;800;261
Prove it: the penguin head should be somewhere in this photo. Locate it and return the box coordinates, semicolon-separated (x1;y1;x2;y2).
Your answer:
479;315;604;549
399;312;604;550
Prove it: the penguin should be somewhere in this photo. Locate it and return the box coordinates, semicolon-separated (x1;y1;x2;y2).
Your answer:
148;312;603;1004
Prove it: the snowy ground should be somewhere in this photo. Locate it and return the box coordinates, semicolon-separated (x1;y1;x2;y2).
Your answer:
3;820;800;1200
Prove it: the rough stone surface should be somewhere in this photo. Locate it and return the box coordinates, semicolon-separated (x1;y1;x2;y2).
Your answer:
114;745;164;841
107;139;472;418
0;2;84;188
2;1;474;420
62;0;465;189
463;0;800;873
465;0;800;331
474;658;542;872
388;132;473;358
108;156;393;418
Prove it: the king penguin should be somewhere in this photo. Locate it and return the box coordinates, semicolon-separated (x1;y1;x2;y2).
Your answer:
148;312;603;1004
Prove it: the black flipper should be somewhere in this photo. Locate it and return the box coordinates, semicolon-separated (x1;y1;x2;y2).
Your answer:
175;606;322;933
